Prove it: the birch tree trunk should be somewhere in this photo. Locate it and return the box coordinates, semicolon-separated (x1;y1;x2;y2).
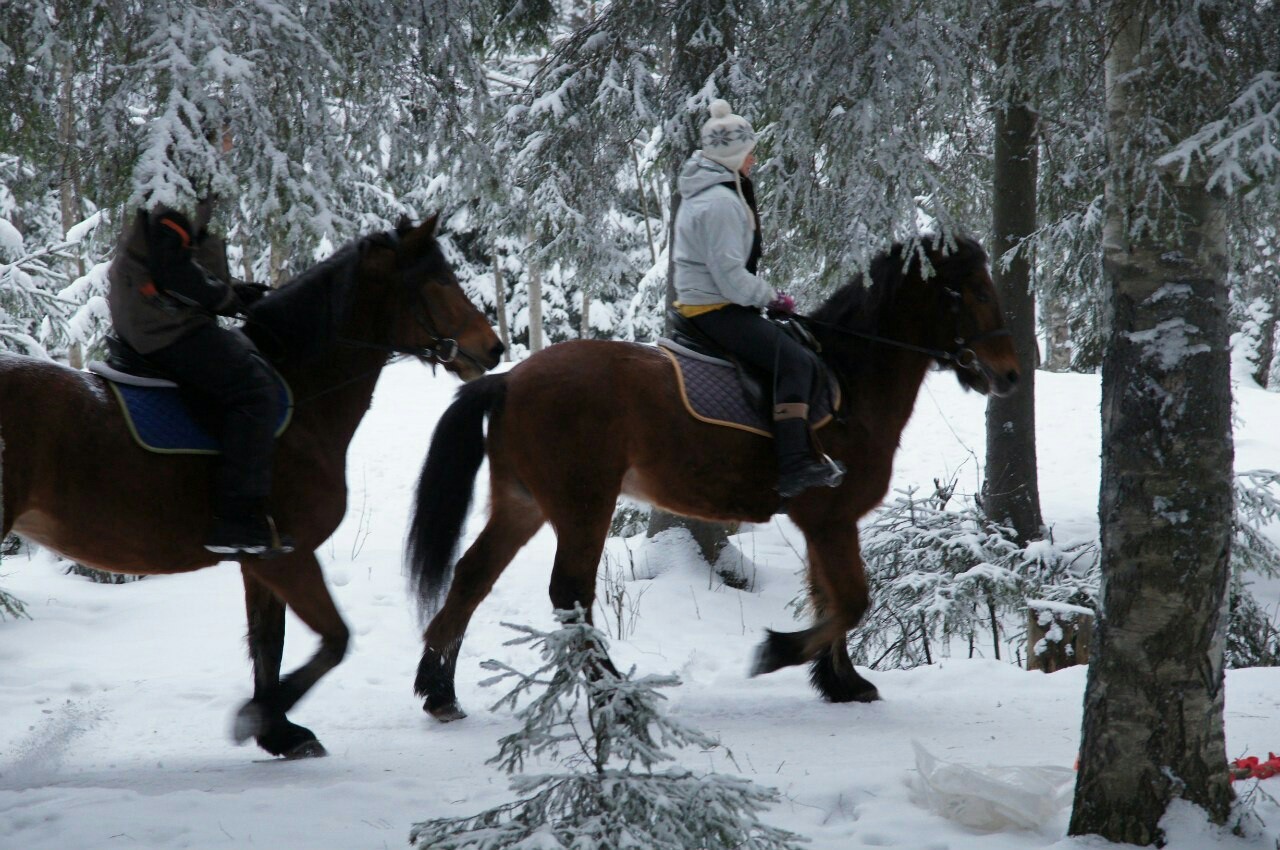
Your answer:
527;256;544;353
493;255;511;360
982;0;1043;544
1069;3;1233;841
1040;286;1073;372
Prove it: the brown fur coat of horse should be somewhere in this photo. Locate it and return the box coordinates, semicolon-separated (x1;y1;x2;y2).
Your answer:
1;216;503;757
407;235;1020;721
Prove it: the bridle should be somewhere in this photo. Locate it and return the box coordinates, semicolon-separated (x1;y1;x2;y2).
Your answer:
797;284;1011;374
334;232;484;371
288;231;484;406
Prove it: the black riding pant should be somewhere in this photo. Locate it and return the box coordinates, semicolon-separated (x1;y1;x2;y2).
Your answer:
689;306;820;408
147;324;279;517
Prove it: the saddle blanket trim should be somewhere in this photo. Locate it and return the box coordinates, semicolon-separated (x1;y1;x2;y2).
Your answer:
657;345;838;439
99;373;294;456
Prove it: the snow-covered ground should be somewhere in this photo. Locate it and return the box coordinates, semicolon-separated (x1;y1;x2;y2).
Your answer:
2;359;1279;850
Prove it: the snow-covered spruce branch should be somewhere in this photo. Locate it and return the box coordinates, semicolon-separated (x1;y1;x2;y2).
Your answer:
1158;71;1280;194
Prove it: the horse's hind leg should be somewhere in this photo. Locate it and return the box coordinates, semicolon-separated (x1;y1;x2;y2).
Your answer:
235;552;350;757
418;487;545;721
240;571;327;758
751;518;879;702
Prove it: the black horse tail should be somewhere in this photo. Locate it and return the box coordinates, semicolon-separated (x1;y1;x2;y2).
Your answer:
407;373;507;617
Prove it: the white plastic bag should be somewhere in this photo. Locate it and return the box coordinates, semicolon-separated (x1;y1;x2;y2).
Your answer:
909;740;1076;832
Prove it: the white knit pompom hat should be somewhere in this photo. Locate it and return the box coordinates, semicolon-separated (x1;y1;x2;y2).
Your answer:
699;99;756;171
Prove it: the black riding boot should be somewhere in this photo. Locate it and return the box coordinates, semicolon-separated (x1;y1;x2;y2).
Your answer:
206;498;295;558
774;406;845;499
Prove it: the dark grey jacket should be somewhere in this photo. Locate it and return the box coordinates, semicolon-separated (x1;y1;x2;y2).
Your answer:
107;205;237;354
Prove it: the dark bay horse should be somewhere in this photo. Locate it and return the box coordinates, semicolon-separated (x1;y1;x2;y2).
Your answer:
0;215;503;757
406;234;1020;722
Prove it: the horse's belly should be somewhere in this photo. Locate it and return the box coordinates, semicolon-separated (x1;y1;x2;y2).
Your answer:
619;467;776;524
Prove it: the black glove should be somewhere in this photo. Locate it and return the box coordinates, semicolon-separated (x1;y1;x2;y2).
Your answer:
232;282;272;307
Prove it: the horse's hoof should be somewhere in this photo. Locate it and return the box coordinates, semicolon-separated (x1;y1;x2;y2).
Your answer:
749;642;778;677
426;701;467;722
283;739;328;759
828;685;881;703
232;702;264;744
750;633;793;677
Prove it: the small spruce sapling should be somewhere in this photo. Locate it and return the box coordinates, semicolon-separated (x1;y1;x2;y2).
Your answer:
409;608;806;850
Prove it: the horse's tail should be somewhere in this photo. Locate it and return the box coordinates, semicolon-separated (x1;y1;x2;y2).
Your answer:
407;373;507;617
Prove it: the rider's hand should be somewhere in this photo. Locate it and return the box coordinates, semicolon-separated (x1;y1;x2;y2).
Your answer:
767;292;796;315
233;281;272;307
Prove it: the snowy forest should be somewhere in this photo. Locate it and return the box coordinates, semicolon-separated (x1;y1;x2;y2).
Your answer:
3;1;1280;849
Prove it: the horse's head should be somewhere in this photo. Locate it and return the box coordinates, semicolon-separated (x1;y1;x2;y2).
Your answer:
919;235;1020;397
369;215;504;381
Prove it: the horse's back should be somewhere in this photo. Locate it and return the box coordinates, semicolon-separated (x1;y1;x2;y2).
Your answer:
497;340;778;522
0;352;219;570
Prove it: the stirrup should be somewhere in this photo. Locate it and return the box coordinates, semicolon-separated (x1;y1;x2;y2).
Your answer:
777;455;846;500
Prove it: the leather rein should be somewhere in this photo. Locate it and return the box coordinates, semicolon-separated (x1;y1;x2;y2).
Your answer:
794;286;1012;374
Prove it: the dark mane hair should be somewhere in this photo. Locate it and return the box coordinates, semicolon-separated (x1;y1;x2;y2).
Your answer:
244;233;389;363
809;233;988;332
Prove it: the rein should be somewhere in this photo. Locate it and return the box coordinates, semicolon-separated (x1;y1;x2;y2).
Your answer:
268;231;478;407
797;314;1012;372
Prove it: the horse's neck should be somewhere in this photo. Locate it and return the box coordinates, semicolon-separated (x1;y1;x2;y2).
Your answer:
280;347;388;448
831;329;935;443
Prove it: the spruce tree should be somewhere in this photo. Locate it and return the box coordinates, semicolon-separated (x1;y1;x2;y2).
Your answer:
410;610;806;850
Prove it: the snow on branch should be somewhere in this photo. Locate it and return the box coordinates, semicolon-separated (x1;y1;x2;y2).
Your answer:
1158;71;1280;193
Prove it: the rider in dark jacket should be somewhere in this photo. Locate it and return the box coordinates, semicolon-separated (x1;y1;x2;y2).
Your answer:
672;100;845;500
107;199;292;556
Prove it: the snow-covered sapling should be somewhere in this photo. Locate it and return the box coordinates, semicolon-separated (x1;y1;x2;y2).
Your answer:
409;608;806;850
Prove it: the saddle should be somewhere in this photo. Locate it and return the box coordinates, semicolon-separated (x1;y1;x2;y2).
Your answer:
87;336;292;455
658;312;840;438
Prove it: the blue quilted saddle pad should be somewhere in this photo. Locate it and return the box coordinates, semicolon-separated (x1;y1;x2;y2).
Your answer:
656;340;839;437
104;371;293;455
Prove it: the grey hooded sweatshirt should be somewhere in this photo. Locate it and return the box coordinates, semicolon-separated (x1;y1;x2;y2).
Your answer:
672;152;773;310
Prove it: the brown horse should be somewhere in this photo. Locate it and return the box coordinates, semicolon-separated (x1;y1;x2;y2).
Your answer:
0;215;503;757
406;234;1020;721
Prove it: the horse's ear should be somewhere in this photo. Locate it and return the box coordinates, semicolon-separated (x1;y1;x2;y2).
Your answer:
421;213;440;237
399;213;442;258
395;214;413;236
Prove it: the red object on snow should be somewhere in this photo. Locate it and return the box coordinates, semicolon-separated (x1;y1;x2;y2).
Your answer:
1230;753;1280;782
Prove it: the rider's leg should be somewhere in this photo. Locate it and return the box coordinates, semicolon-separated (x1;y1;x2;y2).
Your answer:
689;307;843;498
147;324;290;554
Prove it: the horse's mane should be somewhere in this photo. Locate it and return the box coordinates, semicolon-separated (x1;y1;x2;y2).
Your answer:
244;233;389;363
809;233;988;332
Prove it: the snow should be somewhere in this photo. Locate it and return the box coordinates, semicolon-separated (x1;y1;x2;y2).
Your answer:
63;211;103;246
2;362;1280;849
0;217;23;258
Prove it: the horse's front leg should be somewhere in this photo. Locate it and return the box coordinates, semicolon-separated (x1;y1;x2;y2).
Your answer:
236;553;349;758
750;516;879;702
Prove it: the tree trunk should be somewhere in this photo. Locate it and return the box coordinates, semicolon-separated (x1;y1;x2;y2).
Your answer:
1069;5;1234;842
493;255;511;360
581;288;591;338
645;190;730;564
58;54;85;370
1245;245;1279;388
1040;283;1073;372
527;261;544;352
643;0;738;564
982;0;1043;545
